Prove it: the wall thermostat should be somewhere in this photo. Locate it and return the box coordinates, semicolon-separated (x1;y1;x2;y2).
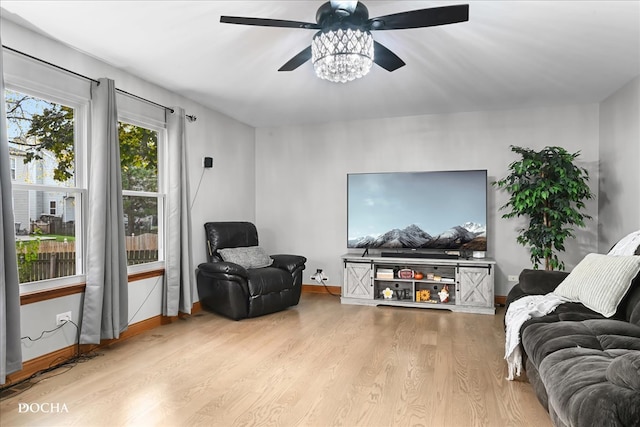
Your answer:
203;157;213;168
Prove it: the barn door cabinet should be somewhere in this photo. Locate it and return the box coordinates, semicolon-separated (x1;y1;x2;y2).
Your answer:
341;254;496;315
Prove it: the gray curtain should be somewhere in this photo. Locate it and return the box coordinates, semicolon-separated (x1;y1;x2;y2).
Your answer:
0;40;23;384
80;78;128;344
163;107;194;316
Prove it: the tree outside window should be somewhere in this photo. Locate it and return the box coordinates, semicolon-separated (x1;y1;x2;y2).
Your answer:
119;122;161;266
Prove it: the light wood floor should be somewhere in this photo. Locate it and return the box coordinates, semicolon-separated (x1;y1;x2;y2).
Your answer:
1;293;550;427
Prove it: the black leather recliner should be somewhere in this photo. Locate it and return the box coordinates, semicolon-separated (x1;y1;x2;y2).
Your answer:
196;222;306;320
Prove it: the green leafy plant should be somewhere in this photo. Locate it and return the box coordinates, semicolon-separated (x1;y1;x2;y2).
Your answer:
494;145;594;271
16;231;42;283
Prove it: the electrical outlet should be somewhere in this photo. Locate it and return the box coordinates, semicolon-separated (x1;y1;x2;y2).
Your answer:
508;275;519;282
311;269;328;284
56;311;71;325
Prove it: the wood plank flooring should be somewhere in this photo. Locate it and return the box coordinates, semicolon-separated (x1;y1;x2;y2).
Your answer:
1;293;550;427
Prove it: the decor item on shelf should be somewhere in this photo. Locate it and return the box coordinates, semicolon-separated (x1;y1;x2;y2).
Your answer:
426;273;435;280
220;2;469;83
376;268;394;279
398;269;414;279
493;145;593;271
420;289;431;301
382;287;393;299
438;285;450;303
395;289;410;300
414;272;424;280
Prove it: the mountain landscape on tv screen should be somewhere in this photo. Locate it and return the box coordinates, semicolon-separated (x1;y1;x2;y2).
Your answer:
348;222;487;250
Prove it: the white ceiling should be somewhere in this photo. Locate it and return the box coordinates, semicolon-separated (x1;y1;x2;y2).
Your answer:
1;1;639;128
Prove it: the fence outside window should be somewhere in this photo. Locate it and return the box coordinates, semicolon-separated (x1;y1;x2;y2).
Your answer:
16;234;158;283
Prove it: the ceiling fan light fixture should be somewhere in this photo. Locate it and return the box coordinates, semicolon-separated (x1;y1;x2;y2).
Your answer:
311;28;374;83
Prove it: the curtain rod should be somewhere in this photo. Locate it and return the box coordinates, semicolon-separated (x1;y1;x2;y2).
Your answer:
2;44;197;122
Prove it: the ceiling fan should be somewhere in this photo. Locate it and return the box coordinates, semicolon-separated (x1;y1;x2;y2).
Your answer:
220;1;469;82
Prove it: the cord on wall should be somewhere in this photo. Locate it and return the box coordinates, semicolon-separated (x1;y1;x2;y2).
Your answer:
191;168;206;210
127;275;163;325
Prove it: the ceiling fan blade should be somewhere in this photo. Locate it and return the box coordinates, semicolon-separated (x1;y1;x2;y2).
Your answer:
220;16;320;30
373;41;405;72
367;4;469;31
278;46;313;71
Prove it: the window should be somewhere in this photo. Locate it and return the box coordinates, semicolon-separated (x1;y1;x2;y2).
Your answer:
4;53;166;291
5;88;85;286
10;157;16;180
119;120;164;266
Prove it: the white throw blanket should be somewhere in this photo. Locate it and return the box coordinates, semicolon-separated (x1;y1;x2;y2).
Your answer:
504;293;571;380
608;230;640;256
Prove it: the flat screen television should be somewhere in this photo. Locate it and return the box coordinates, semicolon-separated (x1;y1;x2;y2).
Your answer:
347;170;487;253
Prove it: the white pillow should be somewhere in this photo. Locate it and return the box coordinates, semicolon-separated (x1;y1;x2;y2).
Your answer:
554;253;640;317
218;246;273;269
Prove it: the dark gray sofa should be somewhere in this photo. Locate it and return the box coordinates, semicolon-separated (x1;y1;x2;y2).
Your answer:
505;259;640;427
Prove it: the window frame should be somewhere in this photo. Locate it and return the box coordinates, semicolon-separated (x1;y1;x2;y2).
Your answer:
5;81;89;294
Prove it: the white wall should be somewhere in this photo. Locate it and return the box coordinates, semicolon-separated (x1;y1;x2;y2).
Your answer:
598;75;640;251
2;18;256;361
255;105;600;297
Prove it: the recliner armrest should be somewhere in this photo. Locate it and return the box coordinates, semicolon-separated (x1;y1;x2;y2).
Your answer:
271;254;307;274
197;261;249;278
518;269;569;295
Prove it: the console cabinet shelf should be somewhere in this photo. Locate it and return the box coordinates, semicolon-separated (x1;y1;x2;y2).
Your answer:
341;254;496;315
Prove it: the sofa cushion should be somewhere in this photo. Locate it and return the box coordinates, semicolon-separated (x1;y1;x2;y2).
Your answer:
517;269;569;295
522;318;640;370
606;351;640;391
538;347;640;427
554;253;640;317
219;246;274;269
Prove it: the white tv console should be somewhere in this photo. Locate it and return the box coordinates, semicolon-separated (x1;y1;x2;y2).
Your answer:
341;254;496;315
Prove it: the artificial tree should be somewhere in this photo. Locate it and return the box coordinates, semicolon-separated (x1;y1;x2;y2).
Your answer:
494;145;593;271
